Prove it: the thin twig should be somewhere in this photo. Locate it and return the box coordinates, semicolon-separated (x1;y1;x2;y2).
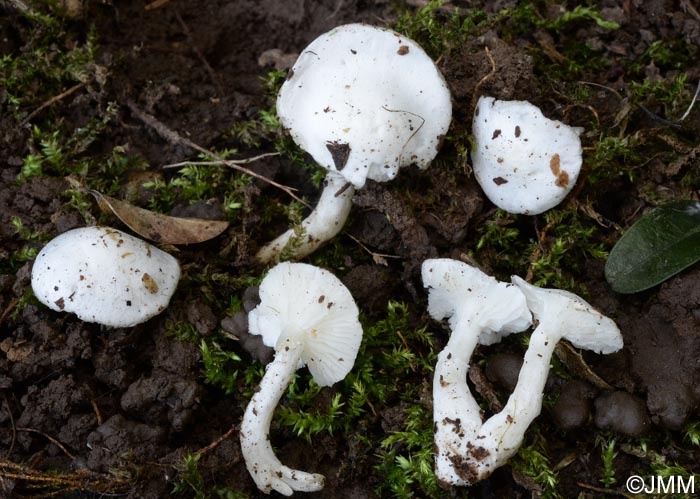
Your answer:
161;152;280;169
576;481;636;498
2;395;16;458
0;297;18;327
678;79;700;122
578;80;624;101
16;427;75;460
471;46;497;114
90;399;103;426
20;82;85;126
173;10;223;95
197;427;236;458
144;0;171;10
344;232;401;264
126;100;306;206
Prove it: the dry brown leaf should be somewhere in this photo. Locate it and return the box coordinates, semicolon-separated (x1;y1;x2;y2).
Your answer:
91;191;229;245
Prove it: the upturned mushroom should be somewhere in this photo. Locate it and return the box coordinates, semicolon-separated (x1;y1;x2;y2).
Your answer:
31;226;180;327
421;258;532;486
239;262;363;495
478;277;623;459
422;259;624;487
471;96;583;215
256;23;452;263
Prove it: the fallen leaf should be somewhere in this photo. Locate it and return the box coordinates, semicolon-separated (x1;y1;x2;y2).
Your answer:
91;190;229;245
605;200;700;293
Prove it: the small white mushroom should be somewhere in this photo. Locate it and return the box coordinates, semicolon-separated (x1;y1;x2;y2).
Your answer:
30;226;180;328
421;259;532;486
240;262;363;495
256;23;452;263
470;278;622;480
471;96;583;215
423;260;624;487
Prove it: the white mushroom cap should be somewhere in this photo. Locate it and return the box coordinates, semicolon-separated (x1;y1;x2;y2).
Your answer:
31;226;180;328
422;259;531;345
471;96;583;215
249;262;362;386
277;23;452;189
511;276;623;354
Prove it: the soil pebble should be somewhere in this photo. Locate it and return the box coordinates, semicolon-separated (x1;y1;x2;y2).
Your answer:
594;390;651;437
551;380;596;431
485;352;523;392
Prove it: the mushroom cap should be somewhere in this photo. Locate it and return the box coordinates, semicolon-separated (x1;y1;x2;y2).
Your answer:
422;259;531;345
511;276;623;354
471;96;583;215
277;23;452;189
248;262;362;387
31;227;180;328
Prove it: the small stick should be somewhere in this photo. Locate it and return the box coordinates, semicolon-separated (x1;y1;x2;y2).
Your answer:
0;297;19;327
2;395;16;458
173;10;224;96
197;427;236;458
126;101;306;206
90;399;103;426
16;427;75;460
576;481;635;499
471;46;497;114
161;152;280;169
678;79;700;122
144;0;171;9
20;82;85;126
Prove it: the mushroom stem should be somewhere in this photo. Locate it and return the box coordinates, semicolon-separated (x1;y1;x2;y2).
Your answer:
256;171;355;264
240;337;325;495
433;317;485;486
475;322;560;472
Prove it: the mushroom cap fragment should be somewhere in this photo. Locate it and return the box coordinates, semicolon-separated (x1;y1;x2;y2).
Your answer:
471;96;583;215
249;262;362;387
422;258;531;345
277;23;452;189
511;276;623;354
31;226;180;328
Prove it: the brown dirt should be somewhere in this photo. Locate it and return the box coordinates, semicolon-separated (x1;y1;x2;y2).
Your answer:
1;0;700;498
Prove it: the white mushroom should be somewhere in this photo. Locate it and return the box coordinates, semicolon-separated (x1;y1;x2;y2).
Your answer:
240;262;362;495
30;226;180;328
477;276;623;463
421;259;532;487
256;23;452;263
471;96;583;215
423;260;624;487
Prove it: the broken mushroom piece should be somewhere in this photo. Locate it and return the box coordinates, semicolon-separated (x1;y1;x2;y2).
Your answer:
256;23;452;263
468;277;622;481
421;259;532;487
471;96;583;215
240;262;363;495
31;226;180;328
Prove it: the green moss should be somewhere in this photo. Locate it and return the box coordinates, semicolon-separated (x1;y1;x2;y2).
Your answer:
511;431;561;499
394;0;488;60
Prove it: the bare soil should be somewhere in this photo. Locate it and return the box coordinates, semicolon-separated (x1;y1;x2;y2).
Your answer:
1;1;699;498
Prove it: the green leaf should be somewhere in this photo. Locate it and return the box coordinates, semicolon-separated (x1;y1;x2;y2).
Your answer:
605;201;700;293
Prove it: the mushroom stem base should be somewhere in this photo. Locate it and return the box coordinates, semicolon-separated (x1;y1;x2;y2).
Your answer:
240;337;325;495
256;171;355;264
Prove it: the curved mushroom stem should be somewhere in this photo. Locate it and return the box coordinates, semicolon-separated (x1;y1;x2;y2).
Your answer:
256;171;355;264
433;317;485;487
240;337;325;495
474;322;560;476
